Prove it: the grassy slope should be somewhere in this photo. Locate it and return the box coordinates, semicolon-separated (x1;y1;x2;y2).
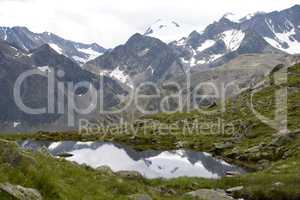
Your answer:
1;64;300;200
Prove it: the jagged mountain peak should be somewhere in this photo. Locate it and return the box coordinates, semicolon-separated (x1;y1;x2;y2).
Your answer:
126;33;144;43
85;30;179;88
222;13;242;23
42;31;53;36
11;26;31;32
144;19;181;34
239;12;264;22
221;12;261;23
282;4;300;12
143;19;186;44
0;26;106;65
28;43;72;67
172;4;300;70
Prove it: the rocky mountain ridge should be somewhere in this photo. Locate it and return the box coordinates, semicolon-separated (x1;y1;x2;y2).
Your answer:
0;26;106;65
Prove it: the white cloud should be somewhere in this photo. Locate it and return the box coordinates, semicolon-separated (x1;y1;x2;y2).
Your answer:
0;0;299;48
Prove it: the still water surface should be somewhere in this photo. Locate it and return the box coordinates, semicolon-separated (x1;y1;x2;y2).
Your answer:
20;141;244;179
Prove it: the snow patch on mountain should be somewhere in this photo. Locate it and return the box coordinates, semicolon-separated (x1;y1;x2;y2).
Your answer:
219;29;245;51
223;12;259;23
13;121;20;128
244;13;256;21
180;49;199;67
196;59;207;65
264;18;300;54
77;47;103;61
3;29;7;40
138;48;150;57
110;67;129;84
265;18;276;33
209;54;224;62
175;38;187;46
197;40;216;52
72;56;87;65
144;19;188;43
100;67;133;88
147;65;154;74
264;37;281;49
240;12;263;22
37;66;51;72
49;43;63;54
180;47;224;67
223;13;242;23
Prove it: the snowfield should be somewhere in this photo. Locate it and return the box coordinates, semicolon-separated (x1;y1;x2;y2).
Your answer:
144;19;190;44
197;40;216;52
264;18;300;54
220;29;245;52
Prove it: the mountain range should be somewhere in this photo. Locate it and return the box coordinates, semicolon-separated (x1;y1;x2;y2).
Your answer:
85;5;300;88
0;27;106;65
0;4;300;131
0;40;126;132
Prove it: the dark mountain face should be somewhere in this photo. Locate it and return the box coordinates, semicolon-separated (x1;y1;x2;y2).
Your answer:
204;18;239;39
0;26;106;65
85;33;182;87
0;41;126;132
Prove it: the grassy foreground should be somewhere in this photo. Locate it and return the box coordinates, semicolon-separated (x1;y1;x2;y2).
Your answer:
0;139;300;200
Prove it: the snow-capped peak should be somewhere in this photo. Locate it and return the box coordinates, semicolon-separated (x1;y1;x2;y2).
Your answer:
223;13;242;23
144;19;187;43
240;12;265;22
240;13;256;21
223;12;259;23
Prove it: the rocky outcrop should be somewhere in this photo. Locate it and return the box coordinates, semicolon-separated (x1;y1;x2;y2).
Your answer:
115;170;143;179
0;183;43;200
185;189;234;200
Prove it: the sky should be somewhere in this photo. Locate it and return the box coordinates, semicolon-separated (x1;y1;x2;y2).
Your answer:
0;0;299;48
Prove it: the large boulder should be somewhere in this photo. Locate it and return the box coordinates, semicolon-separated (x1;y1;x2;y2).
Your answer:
115;170;143;179
185;189;234;200
0;183;43;200
213;142;233;150
226;186;244;194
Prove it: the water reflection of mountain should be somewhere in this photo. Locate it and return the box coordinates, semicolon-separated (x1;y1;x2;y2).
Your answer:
20;141;243;178
181;150;241;177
